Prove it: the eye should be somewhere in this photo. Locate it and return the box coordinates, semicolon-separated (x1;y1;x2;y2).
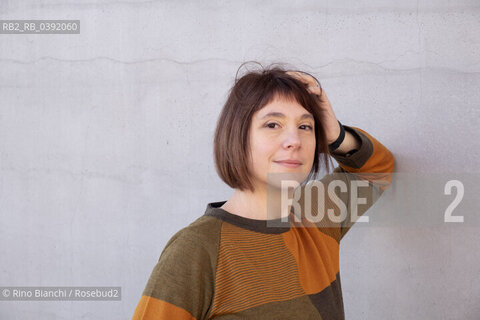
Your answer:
265;122;280;129
299;124;314;131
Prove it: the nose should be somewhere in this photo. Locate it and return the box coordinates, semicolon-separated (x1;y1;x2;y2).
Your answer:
282;128;301;150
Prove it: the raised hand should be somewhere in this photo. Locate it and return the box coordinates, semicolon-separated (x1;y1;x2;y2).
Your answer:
286;71;341;144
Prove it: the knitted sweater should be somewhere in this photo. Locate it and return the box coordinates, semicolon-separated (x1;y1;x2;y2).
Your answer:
133;126;395;320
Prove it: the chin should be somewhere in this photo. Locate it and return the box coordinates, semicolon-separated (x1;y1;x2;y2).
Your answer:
266;171;310;190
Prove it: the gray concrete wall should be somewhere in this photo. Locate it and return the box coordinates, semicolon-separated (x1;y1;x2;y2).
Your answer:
1;1;479;319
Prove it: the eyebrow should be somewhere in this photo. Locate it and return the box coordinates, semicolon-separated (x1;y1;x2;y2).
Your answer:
259;112;314;121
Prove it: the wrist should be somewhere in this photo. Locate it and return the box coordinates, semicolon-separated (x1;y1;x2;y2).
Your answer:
328;120;345;152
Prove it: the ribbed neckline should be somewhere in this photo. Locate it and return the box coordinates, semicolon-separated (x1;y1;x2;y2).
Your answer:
204;201;292;234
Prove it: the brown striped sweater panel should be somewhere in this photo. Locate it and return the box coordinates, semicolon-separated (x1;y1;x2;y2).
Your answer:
133;126;395;320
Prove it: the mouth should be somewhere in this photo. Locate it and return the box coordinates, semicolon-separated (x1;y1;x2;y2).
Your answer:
273;160;302;168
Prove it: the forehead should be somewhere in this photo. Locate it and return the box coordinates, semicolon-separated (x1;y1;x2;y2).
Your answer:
254;96;313;120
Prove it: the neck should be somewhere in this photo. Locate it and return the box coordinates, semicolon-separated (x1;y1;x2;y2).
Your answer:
221;184;295;221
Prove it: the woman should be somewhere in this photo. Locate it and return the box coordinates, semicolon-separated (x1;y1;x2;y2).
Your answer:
133;64;395;319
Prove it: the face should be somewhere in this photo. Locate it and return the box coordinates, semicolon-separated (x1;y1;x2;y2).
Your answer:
248;96;316;191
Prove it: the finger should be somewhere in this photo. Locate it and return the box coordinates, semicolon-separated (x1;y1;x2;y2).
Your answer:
286;71;314;85
307;85;322;96
287;71;323;98
286;71;318;87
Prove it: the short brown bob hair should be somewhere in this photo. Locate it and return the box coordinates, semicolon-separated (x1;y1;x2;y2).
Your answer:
214;62;332;192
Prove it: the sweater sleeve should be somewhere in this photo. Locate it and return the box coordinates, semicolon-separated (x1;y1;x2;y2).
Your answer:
294;125;395;242
132;232;215;320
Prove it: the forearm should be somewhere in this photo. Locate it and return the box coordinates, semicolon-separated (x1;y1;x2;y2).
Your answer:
330;125;395;191
331;130;361;156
